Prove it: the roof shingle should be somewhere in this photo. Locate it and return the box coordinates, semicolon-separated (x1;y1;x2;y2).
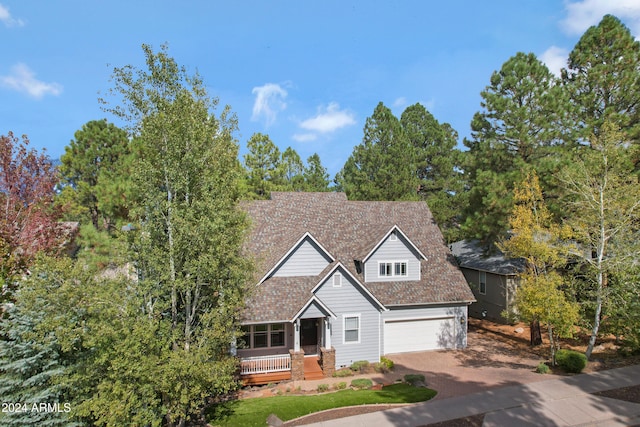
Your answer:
242;192;475;321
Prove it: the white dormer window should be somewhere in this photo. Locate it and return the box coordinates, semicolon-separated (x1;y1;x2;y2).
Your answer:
379;262;393;277
395;262;407;276
333;273;342;287
378;261;408;278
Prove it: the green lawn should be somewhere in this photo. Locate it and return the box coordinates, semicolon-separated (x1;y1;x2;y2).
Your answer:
207;383;437;427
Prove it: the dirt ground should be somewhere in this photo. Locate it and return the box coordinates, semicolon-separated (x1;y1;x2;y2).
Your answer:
276;318;640;426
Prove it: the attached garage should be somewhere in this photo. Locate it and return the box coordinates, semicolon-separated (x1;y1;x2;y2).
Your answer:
383;316;458;354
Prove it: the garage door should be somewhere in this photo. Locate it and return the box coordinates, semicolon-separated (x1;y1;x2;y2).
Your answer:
384;317;456;354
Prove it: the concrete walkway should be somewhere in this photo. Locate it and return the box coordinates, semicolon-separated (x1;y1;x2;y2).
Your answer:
302;364;640;426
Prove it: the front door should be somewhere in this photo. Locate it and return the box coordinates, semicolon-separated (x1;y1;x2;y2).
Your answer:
300;319;318;355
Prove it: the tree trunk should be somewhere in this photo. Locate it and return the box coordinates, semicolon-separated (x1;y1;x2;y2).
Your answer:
530;320;542;346
548;323;556;366
585;275;603;359
586;194;607;360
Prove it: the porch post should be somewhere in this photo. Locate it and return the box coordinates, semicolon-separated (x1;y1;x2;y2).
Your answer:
324;318;331;349
294;319;300;352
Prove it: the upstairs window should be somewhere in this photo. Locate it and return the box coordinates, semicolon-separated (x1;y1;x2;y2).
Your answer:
379;262;393;277
378;261;408;278
395;262;407;276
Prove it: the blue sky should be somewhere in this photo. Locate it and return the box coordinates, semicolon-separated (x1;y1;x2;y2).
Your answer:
2;1;640;178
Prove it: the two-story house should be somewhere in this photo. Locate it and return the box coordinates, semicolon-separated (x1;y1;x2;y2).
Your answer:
238;192;475;384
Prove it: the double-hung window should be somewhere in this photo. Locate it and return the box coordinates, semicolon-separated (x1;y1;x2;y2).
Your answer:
344;315;360;344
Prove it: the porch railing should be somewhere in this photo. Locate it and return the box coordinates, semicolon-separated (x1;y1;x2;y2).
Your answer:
240;354;291;375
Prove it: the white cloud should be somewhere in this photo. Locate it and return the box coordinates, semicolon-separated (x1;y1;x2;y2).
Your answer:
292;133;318;142
540;46;569;77
0;63;62;99
393;97;407;108
562;0;640;37
0;3;24;27
299;102;356;133
251;83;287;126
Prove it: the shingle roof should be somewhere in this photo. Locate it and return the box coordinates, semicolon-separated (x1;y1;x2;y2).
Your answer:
242;192;475;321
450;239;526;275
243;262;337;323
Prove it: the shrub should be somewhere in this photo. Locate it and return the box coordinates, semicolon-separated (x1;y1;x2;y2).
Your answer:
350;378;373;389
372;362;388;373
335;381;347;390
373;356;395;373
555;349;587;374
332;368;354;378
404;374;426;386
380;356;394;370
316;384;329;392
350;360;370;372
536;362;550;374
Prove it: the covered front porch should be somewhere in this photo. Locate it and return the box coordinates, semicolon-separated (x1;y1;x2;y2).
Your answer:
238;317;335;385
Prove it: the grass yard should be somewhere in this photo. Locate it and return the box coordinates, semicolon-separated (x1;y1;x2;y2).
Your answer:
207;383;436;427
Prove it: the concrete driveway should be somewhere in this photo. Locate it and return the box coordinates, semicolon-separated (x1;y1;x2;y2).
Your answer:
280;326;548;398
387;326;548;399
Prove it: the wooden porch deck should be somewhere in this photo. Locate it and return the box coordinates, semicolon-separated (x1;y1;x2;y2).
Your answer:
242;371;292;386
241;356;324;385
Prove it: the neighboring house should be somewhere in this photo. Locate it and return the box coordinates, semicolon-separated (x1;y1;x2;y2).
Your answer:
450;240;525;324
239;192;475;384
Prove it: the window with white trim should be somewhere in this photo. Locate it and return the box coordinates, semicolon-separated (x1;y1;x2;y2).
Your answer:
395;262;407;276
479;271;487;295
333;273;342;287
344;315;360;343
378;261;408;278
240;323;286;349
379;262;393;277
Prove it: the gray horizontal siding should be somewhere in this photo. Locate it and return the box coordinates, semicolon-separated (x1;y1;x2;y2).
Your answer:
364;233;421;282
272;238;331;277
315;269;381;367
299;300;326;319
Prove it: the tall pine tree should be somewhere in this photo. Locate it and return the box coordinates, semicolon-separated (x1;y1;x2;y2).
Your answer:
400;103;465;242
462;52;570;245
337;102;419;201
562;14;640;145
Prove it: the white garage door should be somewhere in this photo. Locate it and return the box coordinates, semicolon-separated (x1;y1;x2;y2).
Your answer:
384;317;456;354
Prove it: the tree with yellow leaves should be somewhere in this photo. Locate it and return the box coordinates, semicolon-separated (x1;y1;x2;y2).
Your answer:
500;171;579;365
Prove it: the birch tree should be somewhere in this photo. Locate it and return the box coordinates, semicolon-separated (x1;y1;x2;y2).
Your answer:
101;43;252;426
560;121;640;359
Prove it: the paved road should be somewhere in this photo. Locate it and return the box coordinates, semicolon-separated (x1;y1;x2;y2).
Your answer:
302;364;640;426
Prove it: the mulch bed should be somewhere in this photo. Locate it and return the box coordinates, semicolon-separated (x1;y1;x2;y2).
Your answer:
593;384;640;404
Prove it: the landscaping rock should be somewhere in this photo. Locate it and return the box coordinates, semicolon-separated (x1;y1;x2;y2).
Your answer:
514;327;525;334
